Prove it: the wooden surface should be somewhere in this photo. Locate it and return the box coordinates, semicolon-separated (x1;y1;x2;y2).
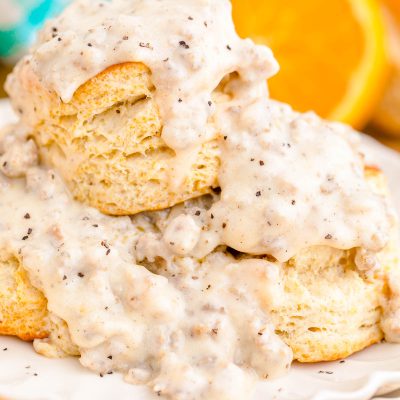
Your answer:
0;63;399;152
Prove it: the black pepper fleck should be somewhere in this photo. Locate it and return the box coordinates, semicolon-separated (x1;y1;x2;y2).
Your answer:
122;35;129;40
222;223;227;228
178;98;183;103
208;101;212;106
195;211;201;216
87;43;93;47
259;160;265;166
291;200;296;205
77;272;85;278
325;234;333;240
256;191;261;197
63;275;67;281
179;40;190;49
22;235;29;241
226;45;232;50
107;355;113;360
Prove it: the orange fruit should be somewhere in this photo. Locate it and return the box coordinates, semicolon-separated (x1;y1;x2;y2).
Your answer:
382;0;400;23
232;0;389;129
371;0;400;137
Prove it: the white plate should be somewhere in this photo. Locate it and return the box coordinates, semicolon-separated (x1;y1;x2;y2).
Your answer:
1;100;400;400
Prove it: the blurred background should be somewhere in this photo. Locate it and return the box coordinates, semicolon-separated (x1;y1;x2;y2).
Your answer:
0;0;400;152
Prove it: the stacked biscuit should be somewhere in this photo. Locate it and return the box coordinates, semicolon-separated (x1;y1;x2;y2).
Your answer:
1;58;399;363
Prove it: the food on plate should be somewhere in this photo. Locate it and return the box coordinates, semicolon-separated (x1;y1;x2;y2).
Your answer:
1;0;400;399
6;62;220;215
0;248;48;341
1;165;397;363
231;0;389;129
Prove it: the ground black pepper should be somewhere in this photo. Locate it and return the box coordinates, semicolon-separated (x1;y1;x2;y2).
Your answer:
179;40;190;49
139;42;153;49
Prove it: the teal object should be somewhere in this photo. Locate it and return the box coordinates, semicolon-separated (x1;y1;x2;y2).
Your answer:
0;0;69;59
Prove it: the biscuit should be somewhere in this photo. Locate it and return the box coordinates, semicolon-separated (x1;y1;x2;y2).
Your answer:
6;62;220;215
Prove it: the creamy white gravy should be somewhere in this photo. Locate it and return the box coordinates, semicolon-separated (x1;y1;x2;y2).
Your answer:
11;0;277;153
0;129;291;400
6;0;393;261
1;0;399;398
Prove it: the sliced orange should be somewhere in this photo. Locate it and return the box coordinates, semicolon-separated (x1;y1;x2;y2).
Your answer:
371;0;400;137
232;0;389;129
382;0;400;23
